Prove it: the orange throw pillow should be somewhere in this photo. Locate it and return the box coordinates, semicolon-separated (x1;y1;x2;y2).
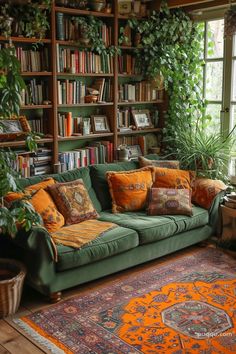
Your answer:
5;177;55;204
192;178;227;209
152;167;193;190
30;189;64;233
106;168;153;213
25;177;55;191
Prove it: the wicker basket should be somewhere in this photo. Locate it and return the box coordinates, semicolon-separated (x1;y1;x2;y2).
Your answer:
0;259;26;318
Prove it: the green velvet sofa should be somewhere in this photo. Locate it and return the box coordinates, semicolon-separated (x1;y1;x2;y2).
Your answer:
10;159;223;301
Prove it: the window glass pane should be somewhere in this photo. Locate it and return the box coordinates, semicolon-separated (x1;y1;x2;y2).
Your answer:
232;60;236;101
230;104;236;139
207;19;224;58
234;35;236;56
206;61;223;100
205;104;221;134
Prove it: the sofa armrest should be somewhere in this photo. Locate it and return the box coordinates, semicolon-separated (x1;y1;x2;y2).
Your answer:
208;190;225;233
12;226;57;294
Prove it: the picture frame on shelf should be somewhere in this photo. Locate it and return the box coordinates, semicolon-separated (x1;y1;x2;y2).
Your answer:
92;115;110;133
81;117;91;135
127;144;142;160
0;116;31;141
132;109;153;129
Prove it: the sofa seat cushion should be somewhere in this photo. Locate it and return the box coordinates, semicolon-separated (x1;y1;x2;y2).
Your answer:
99;205;209;245
56;226;139;271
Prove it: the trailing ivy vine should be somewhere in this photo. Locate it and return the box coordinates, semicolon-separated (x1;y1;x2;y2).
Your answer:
127;3;205;146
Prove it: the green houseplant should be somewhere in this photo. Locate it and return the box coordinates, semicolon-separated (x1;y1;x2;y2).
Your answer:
164;123;236;182
0;46;41;237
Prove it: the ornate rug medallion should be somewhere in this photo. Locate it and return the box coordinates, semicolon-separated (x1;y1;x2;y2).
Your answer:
13;248;236;354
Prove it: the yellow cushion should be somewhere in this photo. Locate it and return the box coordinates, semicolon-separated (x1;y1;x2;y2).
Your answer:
106;168;153;213
30;189;64;233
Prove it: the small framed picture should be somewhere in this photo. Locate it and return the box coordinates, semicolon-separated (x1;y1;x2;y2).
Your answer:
127;144;142;159
132;109;153;129
0;116;31;141
81;117;91;135
92;116;110;133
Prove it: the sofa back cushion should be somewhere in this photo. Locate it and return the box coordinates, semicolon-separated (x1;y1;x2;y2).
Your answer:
89;161;138;210
17;167;102;212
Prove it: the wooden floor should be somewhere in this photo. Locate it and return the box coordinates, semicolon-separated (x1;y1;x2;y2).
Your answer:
0;243;235;354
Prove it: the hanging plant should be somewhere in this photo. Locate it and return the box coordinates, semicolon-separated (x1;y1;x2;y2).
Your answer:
224;5;236;37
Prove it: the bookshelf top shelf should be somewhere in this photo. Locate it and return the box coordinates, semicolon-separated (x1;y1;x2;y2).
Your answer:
58;133;114;142
55;6;114;18
118;100;163;106
0;36;51;43
118;128;162;136
118;14;147;20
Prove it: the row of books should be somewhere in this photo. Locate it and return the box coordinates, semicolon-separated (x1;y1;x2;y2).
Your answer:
14;148;52;177
117;108;133;130
56;13;112;45
57;78;113;104
28;117;44;133
118;54;141;75
58;112;84;137
16;46;50;72
59;141;113;170
118;81;163;102
56;46;114;74
21;79;49;106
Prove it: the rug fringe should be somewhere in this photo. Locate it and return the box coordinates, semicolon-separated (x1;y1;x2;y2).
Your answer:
13;319;65;354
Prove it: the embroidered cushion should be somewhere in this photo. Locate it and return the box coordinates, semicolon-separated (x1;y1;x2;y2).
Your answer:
48;179;98;225
147;188;193;216
106;167;153;213
192;178;227;209
139;156;180;169
152;167;194;190
30;188;64;232
5;177;55;203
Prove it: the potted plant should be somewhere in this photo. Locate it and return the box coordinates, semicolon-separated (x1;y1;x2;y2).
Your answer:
0;45;41;318
164;123;236;182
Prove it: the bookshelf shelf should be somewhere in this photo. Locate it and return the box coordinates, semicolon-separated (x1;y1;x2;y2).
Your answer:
21;72;52;76
58;133;114;142
55;6;114;18
0;36;51;43
118;74;142;78
118;100;163;106
20;105;53;110
118;128;162;136
0;138;53;148
58;103;114;108
57;73;113;77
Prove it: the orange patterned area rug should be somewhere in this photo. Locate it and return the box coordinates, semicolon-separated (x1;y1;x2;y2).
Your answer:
13;248;236;354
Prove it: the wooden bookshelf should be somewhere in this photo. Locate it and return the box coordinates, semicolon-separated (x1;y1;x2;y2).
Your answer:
0;0;164;175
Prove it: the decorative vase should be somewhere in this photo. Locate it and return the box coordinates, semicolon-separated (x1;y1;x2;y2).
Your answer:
0;259;26;318
89;0;106;12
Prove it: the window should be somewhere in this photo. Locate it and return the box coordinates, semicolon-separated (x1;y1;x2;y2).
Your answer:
201;19;224;134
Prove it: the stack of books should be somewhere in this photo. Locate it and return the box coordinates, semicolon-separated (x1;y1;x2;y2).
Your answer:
118;81;161;102
16;46;50;72
21;79;49;105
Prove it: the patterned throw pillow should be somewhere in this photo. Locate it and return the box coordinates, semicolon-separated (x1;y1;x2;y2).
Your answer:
147;188;193;216
30;189;64;233
152;167;194;190
106;167;153;213
192;178;227;209
5;177;55;204
48;179;98;225
139;156;180;169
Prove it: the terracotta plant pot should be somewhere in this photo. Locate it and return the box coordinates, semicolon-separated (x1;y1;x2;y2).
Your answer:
0;259;26;318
